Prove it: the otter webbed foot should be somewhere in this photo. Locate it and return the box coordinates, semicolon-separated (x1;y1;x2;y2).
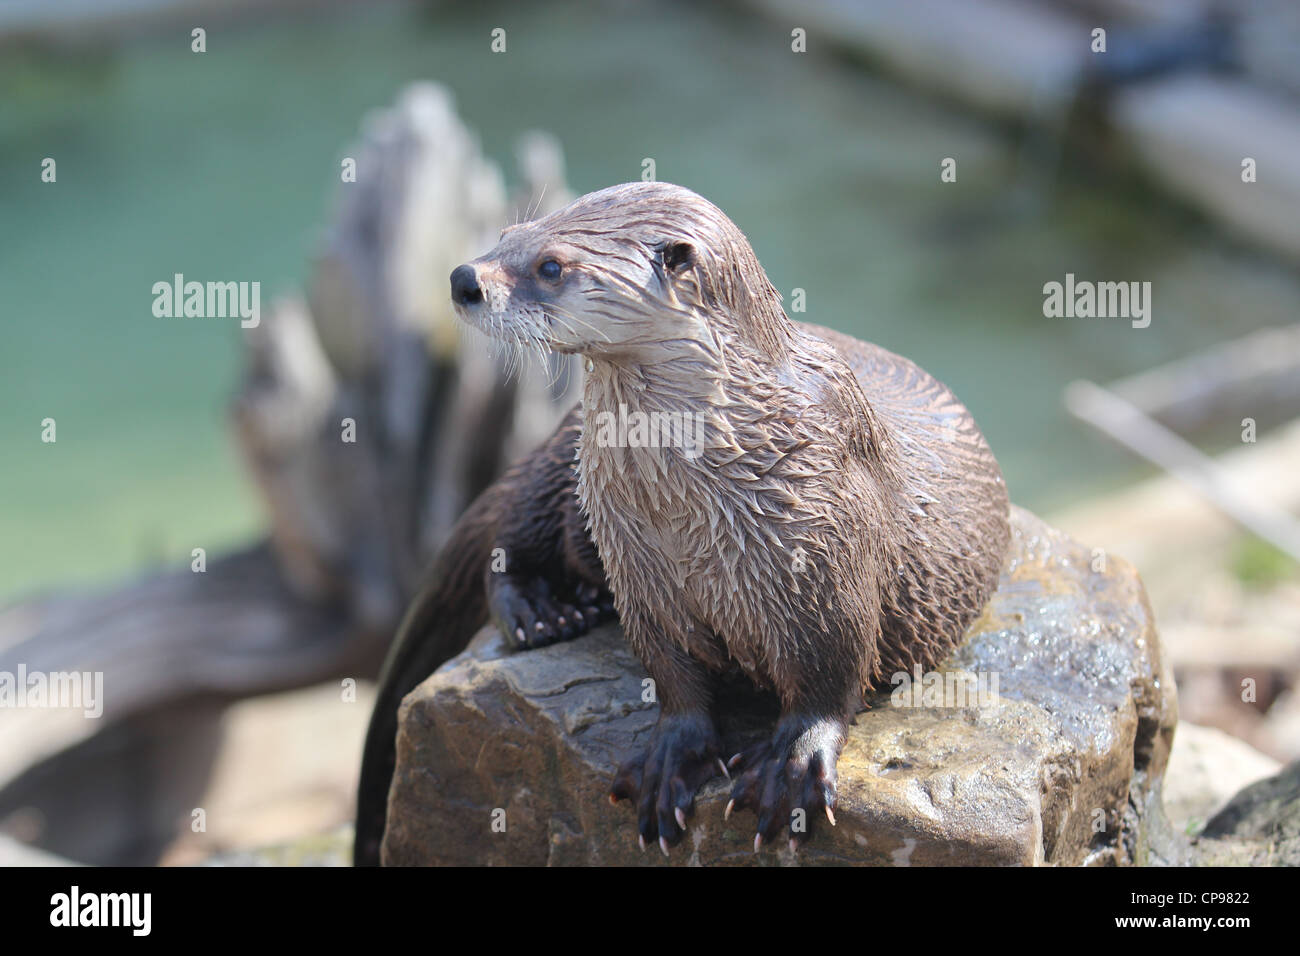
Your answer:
489;575;615;650
609;712;724;856
725;714;845;851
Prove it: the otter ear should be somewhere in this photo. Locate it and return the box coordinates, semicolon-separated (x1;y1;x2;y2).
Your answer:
658;240;695;276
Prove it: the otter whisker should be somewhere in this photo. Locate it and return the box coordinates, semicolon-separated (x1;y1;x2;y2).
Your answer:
526;184;548;222
477;307;561;388
543;302;613;345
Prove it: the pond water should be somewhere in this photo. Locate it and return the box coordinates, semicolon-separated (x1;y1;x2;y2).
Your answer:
2;0;1296;599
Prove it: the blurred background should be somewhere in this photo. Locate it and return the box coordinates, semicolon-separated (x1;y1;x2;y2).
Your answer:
1;0;1297;865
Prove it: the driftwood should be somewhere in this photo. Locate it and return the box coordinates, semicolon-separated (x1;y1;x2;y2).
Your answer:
0;84;578;798
1104;324;1300;436
1064;379;1300;561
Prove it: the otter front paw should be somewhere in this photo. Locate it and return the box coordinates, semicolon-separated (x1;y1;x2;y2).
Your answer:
609;712;724;856
725;715;845;851
489;576;615;650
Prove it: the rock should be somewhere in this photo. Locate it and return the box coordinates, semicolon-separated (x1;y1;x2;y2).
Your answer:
383;507;1176;866
1193;761;1300;866
1161;722;1281;838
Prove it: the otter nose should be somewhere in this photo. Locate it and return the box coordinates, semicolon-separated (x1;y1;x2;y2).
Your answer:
450;264;483;306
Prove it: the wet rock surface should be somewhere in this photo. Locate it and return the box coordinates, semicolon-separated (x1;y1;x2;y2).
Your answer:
383;507;1177;866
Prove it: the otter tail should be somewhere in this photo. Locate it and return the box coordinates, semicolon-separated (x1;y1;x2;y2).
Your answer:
352;488;501;867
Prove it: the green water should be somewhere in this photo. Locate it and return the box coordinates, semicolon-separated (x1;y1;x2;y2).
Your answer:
2;1;1297;600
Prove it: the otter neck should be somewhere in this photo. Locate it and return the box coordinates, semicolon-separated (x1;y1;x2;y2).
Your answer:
577;309;796;425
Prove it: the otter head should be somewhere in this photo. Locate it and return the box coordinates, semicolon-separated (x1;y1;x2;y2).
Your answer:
449;182;793;367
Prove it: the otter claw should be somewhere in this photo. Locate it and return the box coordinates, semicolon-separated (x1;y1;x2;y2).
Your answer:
753;834;763;853
725;716;845;848
724;799;734;820
717;758;730;779
609;713;720;853
638;834;646;853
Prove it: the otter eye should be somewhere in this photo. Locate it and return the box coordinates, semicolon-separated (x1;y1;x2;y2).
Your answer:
537;259;562;281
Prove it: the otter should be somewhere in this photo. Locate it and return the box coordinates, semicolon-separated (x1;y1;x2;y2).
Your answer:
355;182;1009;864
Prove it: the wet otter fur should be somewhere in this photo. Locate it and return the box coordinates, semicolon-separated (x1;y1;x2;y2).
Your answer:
355;182;1009;863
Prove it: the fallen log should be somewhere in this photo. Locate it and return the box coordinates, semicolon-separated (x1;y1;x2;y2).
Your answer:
0;84;577;821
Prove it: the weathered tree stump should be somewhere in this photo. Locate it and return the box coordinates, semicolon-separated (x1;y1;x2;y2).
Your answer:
0;84;575;861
